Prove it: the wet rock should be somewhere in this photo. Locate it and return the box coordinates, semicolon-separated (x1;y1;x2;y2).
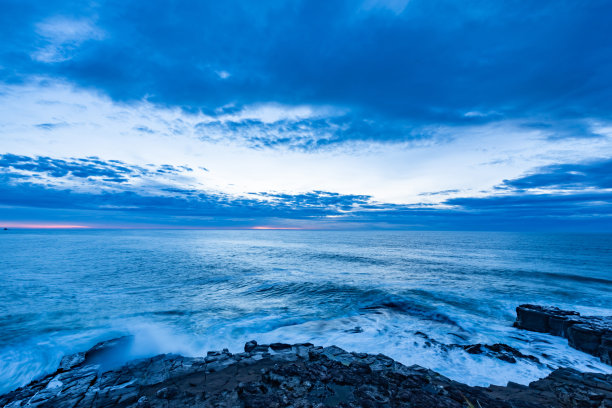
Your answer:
415;331;541;364
136;396;150;407
345;326;364;334
462;343;540;364
600;333;612;365
568;324;603;355
2;338;612;407
251;344;270;353
515;304;571;333
270;342;292;351
156;386;178;399
59;352;86;371
515;304;612;365
244;340;258;353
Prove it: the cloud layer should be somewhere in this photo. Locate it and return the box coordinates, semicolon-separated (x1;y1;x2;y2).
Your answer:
1;1;612;229
2;1;612;144
1;154;610;230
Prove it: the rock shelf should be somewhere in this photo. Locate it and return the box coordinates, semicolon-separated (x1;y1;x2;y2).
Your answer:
514;304;612;365
2;337;611;408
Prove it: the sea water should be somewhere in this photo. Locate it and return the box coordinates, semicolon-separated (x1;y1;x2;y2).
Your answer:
0;230;611;394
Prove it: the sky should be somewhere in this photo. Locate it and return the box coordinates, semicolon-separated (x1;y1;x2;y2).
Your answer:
1;0;612;230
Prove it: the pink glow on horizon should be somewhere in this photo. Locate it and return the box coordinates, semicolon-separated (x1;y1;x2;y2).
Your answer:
0;223;311;230
249;226;304;230
1;223;91;229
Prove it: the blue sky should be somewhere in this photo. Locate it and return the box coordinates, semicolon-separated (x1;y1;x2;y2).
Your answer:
1;0;611;229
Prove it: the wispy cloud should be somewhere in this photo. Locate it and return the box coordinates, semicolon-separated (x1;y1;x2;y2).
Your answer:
32;17;105;63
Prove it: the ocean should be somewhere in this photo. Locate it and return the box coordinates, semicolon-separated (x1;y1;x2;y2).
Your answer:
0;230;611;394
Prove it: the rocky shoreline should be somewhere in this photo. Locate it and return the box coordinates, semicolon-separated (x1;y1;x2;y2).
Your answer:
514;304;612;365
2;305;611;407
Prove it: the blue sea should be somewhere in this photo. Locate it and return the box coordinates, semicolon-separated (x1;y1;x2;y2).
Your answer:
1;230;611;394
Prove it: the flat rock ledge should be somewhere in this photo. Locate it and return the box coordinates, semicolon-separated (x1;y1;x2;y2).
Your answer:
515;304;612;365
2;339;612;408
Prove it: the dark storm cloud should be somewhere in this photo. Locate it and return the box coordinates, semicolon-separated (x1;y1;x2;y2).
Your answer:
2;0;611;145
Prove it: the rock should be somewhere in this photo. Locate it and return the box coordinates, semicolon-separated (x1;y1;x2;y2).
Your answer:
568;324;603;355
514;304;612;365
251;344;269;353
599;333;612;365
136;396;150;407
56;336;134;373
515;304;554;332
59;352;86;371
548;314;583;337
3;338;612;407
415;331;541;364
270;343;292;351
244;340;258;353
462;343;540;364
156;386;179;399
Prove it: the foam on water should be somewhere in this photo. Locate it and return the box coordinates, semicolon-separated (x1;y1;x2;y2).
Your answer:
0;230;610;393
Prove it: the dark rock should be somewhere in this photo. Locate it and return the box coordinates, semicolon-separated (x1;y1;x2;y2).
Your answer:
568;324;603;355
515;304;553;332
245;340;258;353
514;304;580;333
468;343;540;364
59;351;86;371
136;396;151;407
269;342;292;351
252;344;270;353
514;304;612;365
599;334;612;365
415;331;541;364
3;338;612;407
345;326;364;333
548;314;582;337
156;386;179;399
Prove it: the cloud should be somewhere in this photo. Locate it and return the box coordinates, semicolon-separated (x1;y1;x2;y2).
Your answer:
194;113;435;149
1;2;611;230
0;167;375;223
1;154;611;231
360;0;411;14
216;70;231;80
501;158;612;190
0;153;376;219
0;154;148;182
1;0;611;142
447;192;612;216
439;158;612;227
32;17;105;63
34;122;68;130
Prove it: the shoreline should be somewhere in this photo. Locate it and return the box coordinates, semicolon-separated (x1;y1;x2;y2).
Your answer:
2;305;611;407
2;339;611;407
